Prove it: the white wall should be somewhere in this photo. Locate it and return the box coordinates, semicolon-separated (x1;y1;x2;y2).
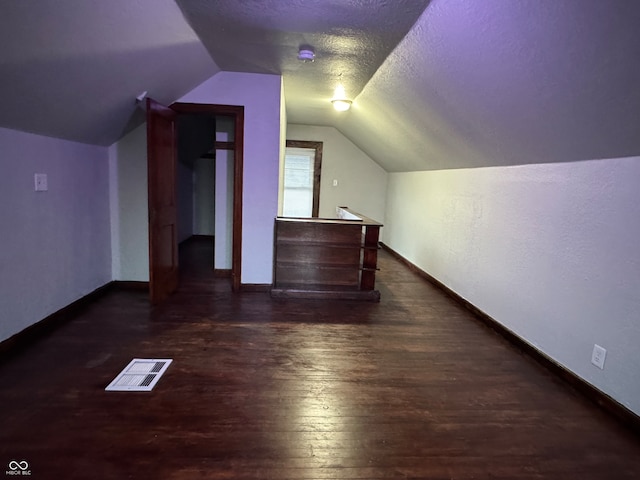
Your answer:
177;161;194;244
193;157;215;236
214;117;234;270
0;127;111;342
214;149;233;270
178;72;283;284
383;156;640;416
109;124;149;281
286;124;387;223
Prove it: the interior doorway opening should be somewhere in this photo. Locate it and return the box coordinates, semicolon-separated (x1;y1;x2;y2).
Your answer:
175;114;235;278
148;102;244;297
172;103;243;292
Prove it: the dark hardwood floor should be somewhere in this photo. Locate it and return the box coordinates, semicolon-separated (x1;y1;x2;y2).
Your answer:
1;237;639;479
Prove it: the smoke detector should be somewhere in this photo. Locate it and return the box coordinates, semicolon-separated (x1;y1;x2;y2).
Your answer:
297;47;315;62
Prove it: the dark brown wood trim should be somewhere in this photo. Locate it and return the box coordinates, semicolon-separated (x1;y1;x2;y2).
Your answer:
379;242;640;435
214;269;232;278
0;282;113;361
360;225;380;291
112;281;150;291
240;283;272;293
233;108;244;293
286;140;323;218
215;141;235;150
171;103;245;116
170;102;244;293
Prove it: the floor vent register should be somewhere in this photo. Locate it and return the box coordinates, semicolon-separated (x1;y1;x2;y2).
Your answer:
105;358;173;392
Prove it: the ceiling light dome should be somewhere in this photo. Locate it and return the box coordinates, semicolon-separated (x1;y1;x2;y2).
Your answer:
331;99;352;111
331;84;352;111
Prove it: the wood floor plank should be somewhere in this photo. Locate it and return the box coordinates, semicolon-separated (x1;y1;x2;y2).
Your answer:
0;237;639;479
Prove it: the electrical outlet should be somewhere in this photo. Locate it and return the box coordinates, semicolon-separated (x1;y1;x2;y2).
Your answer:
591;344;606;369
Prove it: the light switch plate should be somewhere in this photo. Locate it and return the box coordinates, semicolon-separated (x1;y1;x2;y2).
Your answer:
591;344;606;369
34;173;48;191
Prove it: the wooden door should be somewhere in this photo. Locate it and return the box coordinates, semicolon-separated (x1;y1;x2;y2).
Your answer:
147;98;178;304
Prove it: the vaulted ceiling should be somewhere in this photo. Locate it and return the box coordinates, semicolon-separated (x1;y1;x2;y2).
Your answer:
1;0;639;172
175;0;430;127
0;0;218;146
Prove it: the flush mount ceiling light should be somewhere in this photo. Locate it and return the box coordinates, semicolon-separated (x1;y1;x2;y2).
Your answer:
331;83;352;111
331;99;352;111
297;47;315;62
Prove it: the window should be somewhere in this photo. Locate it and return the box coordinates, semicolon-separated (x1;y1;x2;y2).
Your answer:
282;141;323;217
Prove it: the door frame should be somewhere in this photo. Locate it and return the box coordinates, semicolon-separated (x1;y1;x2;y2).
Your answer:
170;102;244;292
285;140;323;217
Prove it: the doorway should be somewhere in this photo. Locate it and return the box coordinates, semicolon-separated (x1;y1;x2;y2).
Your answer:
169;103;244;293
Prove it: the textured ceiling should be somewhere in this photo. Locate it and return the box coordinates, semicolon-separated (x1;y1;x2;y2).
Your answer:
0;0;218;145
0;0;639;172
337;0;640;171
175;0;430;126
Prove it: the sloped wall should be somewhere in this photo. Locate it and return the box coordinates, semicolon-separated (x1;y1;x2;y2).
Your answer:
338;0;640;173
0;127;111;342
383;156;640;416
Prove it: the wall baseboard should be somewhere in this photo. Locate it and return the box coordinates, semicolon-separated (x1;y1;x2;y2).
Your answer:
379;242;640;436
112;281;150;291
240;283;272;293
0;282;114;362
214;269;232;278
